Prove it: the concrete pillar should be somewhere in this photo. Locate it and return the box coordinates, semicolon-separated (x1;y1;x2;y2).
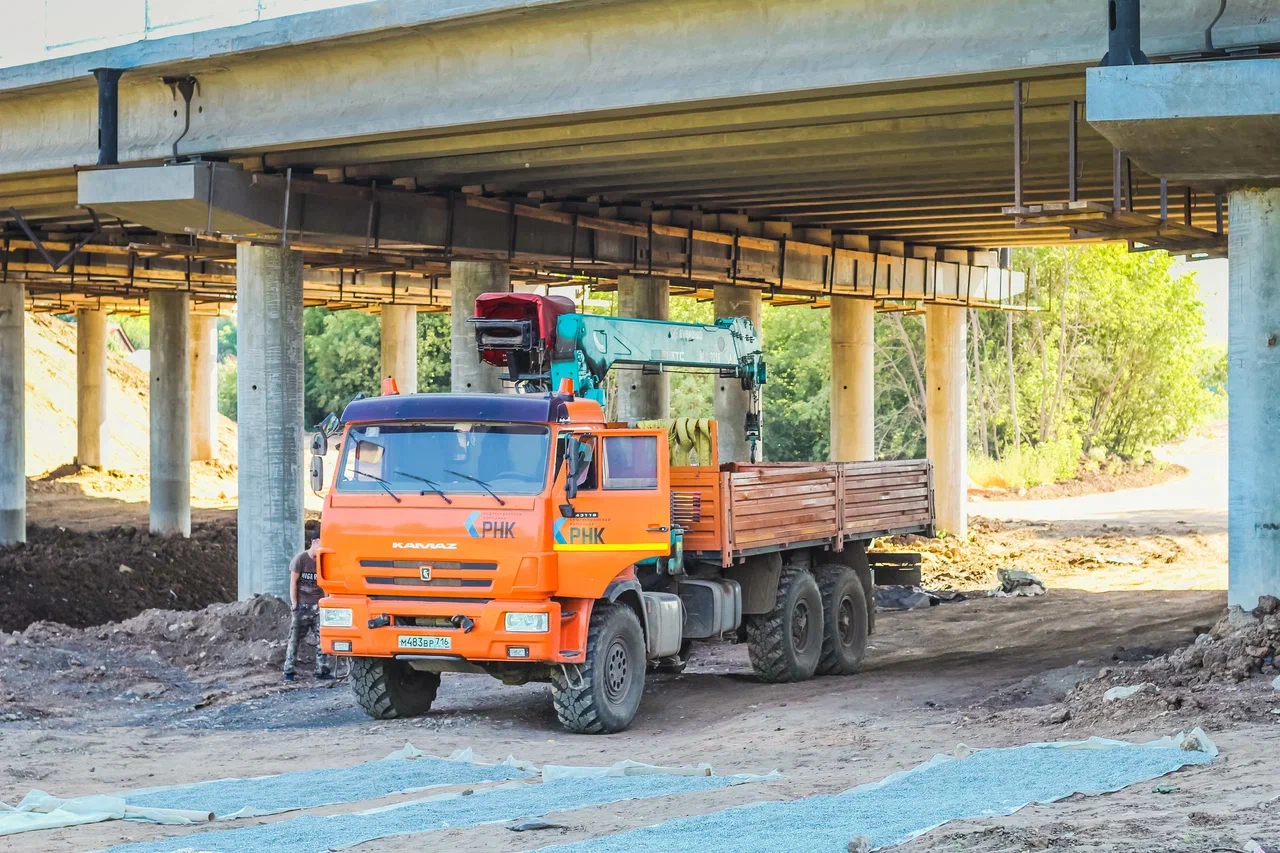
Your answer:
616;275;670;422
925;304;967;538
714;284;763;463
76;308;109;469
0;280;24;545
190;314;218;462
1228;188;1280;608
450;261;509;393
380;304;419;395
149;292;191;537
830;296;875;462
237;245;305;599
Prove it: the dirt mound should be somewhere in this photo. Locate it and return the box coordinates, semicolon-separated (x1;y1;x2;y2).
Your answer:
0;522;237;633
22;312;237;476
1;596;303;722
1051;596;1280;730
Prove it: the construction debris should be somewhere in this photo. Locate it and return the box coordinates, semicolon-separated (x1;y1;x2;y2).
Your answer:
992;569;1047;598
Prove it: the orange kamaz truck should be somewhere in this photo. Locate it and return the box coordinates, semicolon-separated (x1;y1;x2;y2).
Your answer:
312;294;933;733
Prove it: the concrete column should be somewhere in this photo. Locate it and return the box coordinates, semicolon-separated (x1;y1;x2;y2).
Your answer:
149;292;191;537
830;296;875;462
237;245;305;599
616;275;670;422
0;280;24;545
714;284;763;463
1228;188;1280;608
450;261;509;392
76;308;109;469
380;304;419;395
190;314;218;461
925;304;967;538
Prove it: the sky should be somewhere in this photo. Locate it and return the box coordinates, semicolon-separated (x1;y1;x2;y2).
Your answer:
0;1;374;68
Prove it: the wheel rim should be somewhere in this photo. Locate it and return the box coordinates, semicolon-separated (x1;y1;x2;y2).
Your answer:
838;596;855;648
604;638;630;704
792;599;811;653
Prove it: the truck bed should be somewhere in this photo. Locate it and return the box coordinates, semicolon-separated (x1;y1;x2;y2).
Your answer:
675;459;934;567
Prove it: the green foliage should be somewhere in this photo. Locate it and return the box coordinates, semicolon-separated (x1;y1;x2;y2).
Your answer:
216;318;237;362
299;308;452;427
416;312;451;393
969;437;1081;490
968;244;1218;473
117;314;149;350
217;359;237;421
304;308;382;428
761;306;830;462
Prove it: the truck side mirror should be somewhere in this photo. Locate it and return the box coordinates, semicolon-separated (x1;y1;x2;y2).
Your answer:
309;431;328;457
565;438;580;500
309;454;325;492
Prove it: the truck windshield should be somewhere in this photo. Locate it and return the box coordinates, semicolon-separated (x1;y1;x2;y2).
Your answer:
335;423;550;497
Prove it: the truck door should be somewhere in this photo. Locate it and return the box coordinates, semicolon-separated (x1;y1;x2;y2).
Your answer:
555;429;672;597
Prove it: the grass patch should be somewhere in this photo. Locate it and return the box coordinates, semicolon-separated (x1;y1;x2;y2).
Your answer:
970;438;1081;490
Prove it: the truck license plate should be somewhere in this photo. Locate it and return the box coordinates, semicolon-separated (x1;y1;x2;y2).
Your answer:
398;635;452;651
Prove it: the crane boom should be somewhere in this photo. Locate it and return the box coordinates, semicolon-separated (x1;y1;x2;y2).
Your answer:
469;293;767;459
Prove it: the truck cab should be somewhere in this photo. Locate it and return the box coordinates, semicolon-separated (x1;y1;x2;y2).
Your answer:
316;389;681;733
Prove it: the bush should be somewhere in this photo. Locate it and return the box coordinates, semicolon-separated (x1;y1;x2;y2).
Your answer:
970;437;1081;490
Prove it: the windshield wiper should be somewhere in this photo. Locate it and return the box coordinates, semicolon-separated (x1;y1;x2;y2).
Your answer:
393;470;453;505
355;471;402;504
446;470;506;506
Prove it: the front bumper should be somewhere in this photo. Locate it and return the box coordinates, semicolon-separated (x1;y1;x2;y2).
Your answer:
319;595;572;663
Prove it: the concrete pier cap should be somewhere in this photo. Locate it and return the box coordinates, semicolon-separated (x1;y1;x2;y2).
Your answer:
1088;57;1280;608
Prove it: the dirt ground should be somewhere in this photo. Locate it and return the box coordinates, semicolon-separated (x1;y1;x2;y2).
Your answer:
3;393;1273;852
4;513;1275;853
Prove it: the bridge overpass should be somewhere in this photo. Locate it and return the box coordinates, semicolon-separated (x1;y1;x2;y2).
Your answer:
0;0;1275;605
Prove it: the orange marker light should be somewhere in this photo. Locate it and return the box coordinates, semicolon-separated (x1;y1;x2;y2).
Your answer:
382;377;400;396
557;378;575;396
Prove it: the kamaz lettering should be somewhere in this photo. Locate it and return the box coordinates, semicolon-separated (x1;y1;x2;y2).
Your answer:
391;542;458;551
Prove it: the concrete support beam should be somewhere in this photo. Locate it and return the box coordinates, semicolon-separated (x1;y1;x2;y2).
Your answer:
149;292;191;537
1228;188;1280;608
380;304;419;395
76;308;109;468
925;304;967;538
0;280;24;545
616;275;670;423
830;296;875;462
714;284;762;464
237;245;305;599
190;314;219;462
450;261;508;393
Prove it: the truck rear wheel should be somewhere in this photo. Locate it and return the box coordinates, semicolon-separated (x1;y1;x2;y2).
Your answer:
814;565;869;676
745;566;823;683
552;601;645;734
350;657;441;720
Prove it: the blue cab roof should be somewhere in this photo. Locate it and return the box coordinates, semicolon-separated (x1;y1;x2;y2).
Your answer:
340;393;570;425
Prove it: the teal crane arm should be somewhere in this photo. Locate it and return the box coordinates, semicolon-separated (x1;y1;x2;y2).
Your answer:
549;312;766;460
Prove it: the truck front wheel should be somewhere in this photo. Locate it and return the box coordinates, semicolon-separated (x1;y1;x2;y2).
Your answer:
745;566;823;683
552;602;646;734
814;565;870;676
350;657;441;720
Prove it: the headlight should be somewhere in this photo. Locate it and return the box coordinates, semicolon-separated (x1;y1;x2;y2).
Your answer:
320;608;353;628
504;612;549;633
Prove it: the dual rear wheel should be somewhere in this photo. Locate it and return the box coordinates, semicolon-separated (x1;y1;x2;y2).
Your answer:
746;564;868;683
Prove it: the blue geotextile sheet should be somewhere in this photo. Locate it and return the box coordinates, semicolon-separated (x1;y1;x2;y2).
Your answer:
122;753;531;819
100;774;745;853
532;731;1219;853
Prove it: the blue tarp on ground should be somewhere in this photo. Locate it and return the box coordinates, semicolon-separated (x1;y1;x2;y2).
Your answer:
122;753;531;819
101;774;744;853
533;732;1218;853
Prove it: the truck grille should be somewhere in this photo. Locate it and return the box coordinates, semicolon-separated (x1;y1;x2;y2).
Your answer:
360;560;497;571
366;576;492;589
